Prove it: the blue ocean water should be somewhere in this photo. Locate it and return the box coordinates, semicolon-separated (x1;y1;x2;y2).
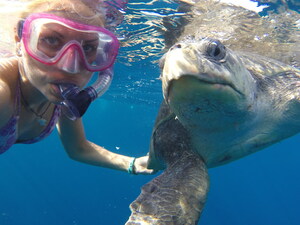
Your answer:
0;0;300;225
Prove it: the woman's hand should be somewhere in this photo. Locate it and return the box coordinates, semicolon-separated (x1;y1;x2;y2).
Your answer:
133;155;158;175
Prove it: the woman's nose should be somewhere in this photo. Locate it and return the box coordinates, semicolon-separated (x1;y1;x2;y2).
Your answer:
56;47;84;74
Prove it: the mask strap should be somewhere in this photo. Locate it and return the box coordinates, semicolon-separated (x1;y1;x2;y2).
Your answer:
17;20;25;38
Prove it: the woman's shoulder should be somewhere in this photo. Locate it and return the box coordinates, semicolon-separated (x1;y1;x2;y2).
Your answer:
0;57;19;128
0;56;18;75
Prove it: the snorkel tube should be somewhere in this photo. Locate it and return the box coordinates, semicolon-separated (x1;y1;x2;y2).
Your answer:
59;68;113;120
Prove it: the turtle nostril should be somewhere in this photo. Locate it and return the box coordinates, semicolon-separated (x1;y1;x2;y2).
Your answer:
175;44;182;48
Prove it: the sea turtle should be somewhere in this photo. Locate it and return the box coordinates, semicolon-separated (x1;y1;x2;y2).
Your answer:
126;1;300;224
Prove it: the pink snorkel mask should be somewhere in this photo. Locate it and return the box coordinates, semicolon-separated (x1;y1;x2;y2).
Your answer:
18;12;120;120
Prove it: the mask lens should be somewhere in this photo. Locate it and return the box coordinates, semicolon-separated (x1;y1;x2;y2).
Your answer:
22;14;120;71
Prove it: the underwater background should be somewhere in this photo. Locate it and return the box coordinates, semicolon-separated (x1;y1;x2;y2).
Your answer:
0;0;299;224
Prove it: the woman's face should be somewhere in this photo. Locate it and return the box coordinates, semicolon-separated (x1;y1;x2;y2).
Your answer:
20;46;94;104
18;10;106;104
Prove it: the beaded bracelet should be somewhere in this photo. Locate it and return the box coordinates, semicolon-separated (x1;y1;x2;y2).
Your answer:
127;157;136;174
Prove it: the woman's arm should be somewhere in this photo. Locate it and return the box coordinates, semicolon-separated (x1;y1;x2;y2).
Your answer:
57;115;155;175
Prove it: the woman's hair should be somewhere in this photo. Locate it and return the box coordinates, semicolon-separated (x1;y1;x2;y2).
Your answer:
18;0;105;25
18;0;127;29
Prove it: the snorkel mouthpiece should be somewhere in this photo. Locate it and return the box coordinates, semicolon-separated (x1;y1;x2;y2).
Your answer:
59;68;113;120
59;84;93;120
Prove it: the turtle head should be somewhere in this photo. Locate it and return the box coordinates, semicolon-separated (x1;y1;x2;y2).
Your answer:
160;37;256;131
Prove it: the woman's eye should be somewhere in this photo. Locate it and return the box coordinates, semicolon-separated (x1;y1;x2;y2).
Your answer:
83;44;97;54
40;36;61;46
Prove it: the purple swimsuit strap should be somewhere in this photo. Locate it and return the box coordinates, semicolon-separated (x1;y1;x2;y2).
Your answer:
18;105;61;144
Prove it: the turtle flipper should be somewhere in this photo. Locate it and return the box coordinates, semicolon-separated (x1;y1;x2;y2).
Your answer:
126;152;209;225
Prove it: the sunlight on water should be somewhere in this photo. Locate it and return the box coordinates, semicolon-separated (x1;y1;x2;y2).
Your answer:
117;0;299;67
117;0;183;65
220;0;269;12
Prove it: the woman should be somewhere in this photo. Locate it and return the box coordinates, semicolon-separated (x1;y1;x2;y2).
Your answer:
0;0;154;175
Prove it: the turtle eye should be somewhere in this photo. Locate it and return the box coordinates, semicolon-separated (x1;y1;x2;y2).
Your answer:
207;41;226;61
